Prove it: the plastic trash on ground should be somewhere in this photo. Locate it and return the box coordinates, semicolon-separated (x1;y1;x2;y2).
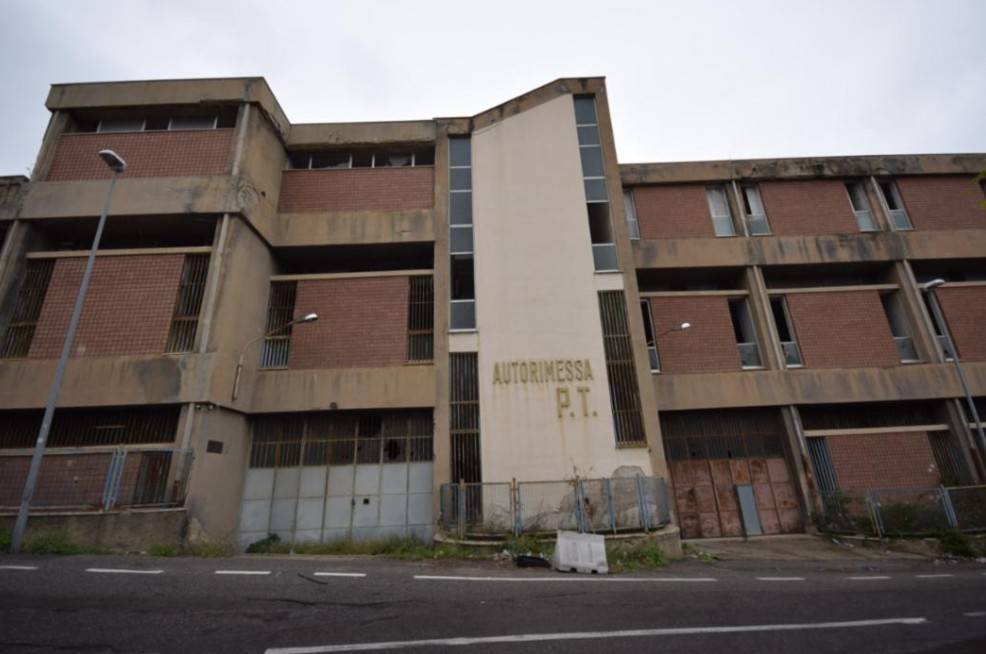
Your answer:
551;530;608;574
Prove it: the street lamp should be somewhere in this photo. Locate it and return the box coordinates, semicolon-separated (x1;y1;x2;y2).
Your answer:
658;321;691;338
10;149;128;553
921;278;986;466
231;313;318;401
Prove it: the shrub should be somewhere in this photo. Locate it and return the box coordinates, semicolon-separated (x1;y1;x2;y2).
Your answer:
607;539;666;572
938;529;980;558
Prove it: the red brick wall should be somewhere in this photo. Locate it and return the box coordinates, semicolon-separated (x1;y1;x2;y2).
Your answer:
785;291;899;369
759;180;858;236
648;296;741;373
278;168;435;213
897;175;986;230
288;276;409;369
46;130;234;180
633;184;718;239
937;286;986;362
0;453;144;509
29;254;184;358
826;432;940;491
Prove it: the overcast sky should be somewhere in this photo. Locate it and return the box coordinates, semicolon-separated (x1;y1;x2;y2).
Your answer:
1;0;984;176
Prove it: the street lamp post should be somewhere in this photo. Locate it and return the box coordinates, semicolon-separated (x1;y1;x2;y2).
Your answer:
231;313;318;401
657;321;691;338
10;150;128;553
921;278;986;465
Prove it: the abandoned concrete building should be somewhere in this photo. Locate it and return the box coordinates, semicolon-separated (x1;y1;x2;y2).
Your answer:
0;77;984;548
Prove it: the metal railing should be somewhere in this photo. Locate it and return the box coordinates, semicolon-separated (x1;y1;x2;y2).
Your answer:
0;447;192;513
439;475;672;538
817;485;986;537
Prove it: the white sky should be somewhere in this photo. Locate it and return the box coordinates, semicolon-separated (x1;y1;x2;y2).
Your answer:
1;0;984;176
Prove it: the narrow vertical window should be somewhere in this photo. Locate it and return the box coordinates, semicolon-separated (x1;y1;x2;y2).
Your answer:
623;189;640;240
449;136;476;330
574;96;618;271
921;293;954;360
880;292;918;363
0;259;54;358
876;179;912;230
729;297;762;368
741;184;771;235
407;276;434;362
598;291;646;444
640;299;660;372
845;181;877;232
260;281;297;369
770;296;802;367
706;185;736;237
450;352;481;484
165;254;209;353
806;437;839;494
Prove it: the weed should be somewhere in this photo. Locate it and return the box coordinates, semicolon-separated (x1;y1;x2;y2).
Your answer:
242;534;485;560
0;529;10;552
182;540;236;558
21;531;110;555
607;539;666;572
147;543;180;557
938;529;980;558
502;534;553;559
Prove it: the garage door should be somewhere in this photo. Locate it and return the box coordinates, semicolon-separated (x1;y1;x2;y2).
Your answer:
238;411;434;548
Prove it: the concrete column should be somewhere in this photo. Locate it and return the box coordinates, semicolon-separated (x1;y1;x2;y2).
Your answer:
431;123;453;520
890;261;937;362
594;84;668;478
745;265;784;370
779;405;817;529
29;111;71;182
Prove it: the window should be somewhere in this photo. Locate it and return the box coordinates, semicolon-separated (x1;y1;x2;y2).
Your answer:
287;147;435;170
728;298;762;368
876;179;912;230
260;281;297;368
770;296;802;367
168;115;218;130
807;437;839;494
706;186;736;237
0;259;54;358
164;254;209;353
921;294;955;361
846;181;877;232
740;185;771;235
599;291;646;445
449;136;475;330
574;96;618;272
624;189;640;240
97;119;146;133
407;276;434;362
880;292;918;363
640;299;660;372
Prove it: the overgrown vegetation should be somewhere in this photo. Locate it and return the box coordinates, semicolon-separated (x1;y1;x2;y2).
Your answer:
502;534;553;559
937;529;984;558
607;540;666;572
243;533;483;560
0;529;111;555
682;542;717;564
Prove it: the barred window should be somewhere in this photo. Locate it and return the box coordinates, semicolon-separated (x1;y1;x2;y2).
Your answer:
0;259;54;358
260;281;297;368
165;254;209;353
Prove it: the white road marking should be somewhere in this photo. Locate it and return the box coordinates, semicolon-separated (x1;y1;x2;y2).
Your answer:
314;572;366;578
0;565;38;571
849;575;892;580
412;574;717;583
915;574;953;579
215;570;271;576
963;611;986;617
263;617;928;653
85;568;163;575
755;577;805;582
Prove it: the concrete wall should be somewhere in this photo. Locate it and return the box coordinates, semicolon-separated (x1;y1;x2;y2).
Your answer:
0;508;187;550
471;93;651;482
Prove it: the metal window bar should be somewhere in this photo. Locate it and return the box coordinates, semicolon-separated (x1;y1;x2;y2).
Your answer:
806;437;839;494
165;254;210;353
407;276;434;361
0;259;55;358
260;281;297;368
0;406;180;450
598;291;646;445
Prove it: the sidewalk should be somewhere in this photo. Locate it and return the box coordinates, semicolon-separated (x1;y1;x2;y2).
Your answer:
683;533;936;561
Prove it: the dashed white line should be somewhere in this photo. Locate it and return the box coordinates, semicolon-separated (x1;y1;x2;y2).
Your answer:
0;565;38;571
263;617;928;653
314;572;366;578
85;568;163;575
412;574;717;583
215;570;271;576
963;611;986;617
915;574;953;579
755;577;805;582
848;575;892;580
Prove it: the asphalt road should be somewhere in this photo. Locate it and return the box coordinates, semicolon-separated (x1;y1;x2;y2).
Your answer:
1;554;985;653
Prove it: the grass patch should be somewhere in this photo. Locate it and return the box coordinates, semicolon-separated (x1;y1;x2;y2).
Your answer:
502;533;553;559
0;528;10;552
243;533;484;560
607;540;666;572
147;543;180;557
18;530;111;555
682;542;717;564
181;540;236;558
937;529;982;558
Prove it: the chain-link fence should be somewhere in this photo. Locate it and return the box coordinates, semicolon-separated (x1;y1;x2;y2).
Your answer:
0;447;192;512
440;475;672;538
816;485;986;537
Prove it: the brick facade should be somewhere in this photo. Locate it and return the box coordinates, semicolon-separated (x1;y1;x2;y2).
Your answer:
785;290;899;369
0;452;143;509
29;255;184;358
897;175;986;231
278;168;435;213
648;296;741;374
46;130;234;180
633;184;718;239
287;276;409;369
826;431;940;491
937;286;986;362
759;180;859;236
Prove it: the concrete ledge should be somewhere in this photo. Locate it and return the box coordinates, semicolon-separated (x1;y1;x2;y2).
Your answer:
276;208;434;247
0;507;186;550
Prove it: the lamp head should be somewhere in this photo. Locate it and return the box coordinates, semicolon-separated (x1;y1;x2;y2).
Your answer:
922;278;946;291
98;149;127;173
301;313;319;323
679;321;692;330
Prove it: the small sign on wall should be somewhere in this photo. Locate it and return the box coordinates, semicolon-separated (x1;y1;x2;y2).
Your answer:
206;440;224;454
